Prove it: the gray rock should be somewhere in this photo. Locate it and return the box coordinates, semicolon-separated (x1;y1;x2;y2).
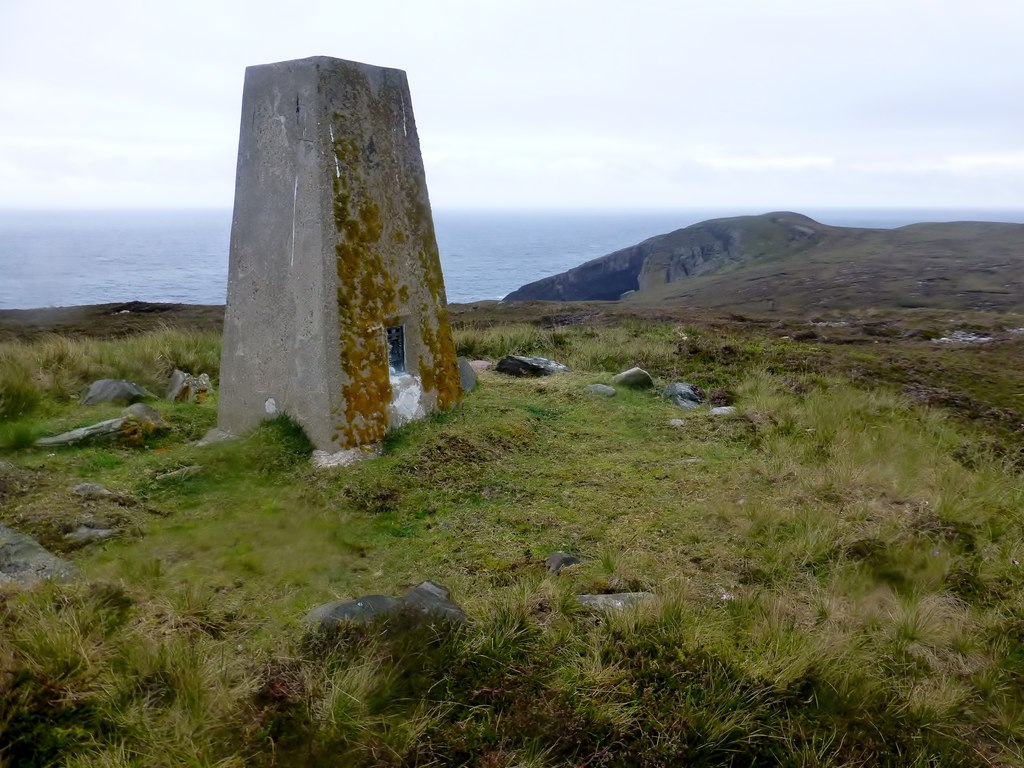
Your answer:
400;580;466;621
468;360;492;373
306;580;465;629
710;406;736;416
667;418;687;427
495;355;569;377
73;482;115;499
457;357;477;394
0;525;77;586
80;379;153;406
584;384;616;397
165;369;190;400
64;526;116;545
662;382;702;410
546;552;582;572
576;592;653;611
611;367;654;388
306;594;400;626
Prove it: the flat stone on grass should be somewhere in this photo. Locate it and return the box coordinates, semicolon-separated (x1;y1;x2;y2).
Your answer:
584;384;616;397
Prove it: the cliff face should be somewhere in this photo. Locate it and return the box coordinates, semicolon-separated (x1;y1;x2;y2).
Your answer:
502;244;648;302
504;212;824;302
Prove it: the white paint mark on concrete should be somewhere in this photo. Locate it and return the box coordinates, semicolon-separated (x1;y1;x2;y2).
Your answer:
290;174;298;266
388;373;425;427
265;397;278;415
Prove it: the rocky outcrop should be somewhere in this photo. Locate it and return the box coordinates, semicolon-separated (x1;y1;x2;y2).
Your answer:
503;212;823;302
0;525;77;586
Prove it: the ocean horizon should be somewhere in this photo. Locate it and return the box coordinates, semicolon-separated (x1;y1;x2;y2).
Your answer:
1;207;1022;310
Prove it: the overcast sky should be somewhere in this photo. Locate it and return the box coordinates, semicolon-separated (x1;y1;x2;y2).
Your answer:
1;0;1022;210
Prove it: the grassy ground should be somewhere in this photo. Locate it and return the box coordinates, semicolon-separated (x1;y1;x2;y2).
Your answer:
1;312;1023;766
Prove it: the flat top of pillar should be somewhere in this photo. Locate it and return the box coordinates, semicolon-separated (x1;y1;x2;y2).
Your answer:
245;55;406;78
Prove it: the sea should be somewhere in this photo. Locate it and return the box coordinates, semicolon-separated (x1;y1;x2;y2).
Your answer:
1;208;1022;310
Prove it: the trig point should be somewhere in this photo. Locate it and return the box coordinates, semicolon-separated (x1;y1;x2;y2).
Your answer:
218;56;461;450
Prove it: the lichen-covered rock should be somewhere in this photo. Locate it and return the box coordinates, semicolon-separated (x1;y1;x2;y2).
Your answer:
36;404;169;448
166;370;213;403
80;379;153;406
661;382;703;410
123;403;169;429
0;525;77;586
495;356;569;377
611;367;654;388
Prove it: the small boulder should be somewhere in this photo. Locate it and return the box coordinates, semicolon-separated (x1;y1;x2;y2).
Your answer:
305;580;465;629
546;552;582;573
64;526;116;545
662;382;702;410
166;370;213;403
0;525;77;586
123;403;169;430
306;594;400;626
584;384;616;397
468;360;492;374
576;592;653;611
667;418;687;427
400;580;466;621
457;357;477;393
495;355;569;377
611;367;653;388
710;406;736;416
73;482;115;499
80;379;153;406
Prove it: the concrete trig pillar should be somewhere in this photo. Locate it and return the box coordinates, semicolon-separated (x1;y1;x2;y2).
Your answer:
218;56;460;450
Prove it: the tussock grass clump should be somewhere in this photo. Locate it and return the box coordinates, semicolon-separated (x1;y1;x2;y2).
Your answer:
0;329;220;421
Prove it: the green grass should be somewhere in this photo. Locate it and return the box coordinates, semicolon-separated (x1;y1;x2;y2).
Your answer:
1;319;1023;766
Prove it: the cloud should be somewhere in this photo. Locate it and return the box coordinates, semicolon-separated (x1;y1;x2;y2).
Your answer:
691;154;836;172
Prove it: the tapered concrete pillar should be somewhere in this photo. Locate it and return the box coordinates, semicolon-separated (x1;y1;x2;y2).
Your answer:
218;56;460;450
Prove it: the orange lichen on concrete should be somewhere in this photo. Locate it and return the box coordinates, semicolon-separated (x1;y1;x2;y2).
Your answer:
331;130;398;447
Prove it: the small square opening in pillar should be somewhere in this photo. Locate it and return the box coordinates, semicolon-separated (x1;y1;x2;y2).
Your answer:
387;325;406;374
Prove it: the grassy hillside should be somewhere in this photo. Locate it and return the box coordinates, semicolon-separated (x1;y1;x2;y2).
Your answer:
635;220;1024;314
1;309;1024;766
505;213;1024;313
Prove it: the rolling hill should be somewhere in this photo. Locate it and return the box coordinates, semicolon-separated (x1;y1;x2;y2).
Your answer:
503;212;1024;313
